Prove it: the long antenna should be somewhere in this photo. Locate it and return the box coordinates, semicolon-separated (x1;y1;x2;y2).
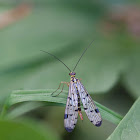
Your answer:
73;39;94;71
40;50;71;72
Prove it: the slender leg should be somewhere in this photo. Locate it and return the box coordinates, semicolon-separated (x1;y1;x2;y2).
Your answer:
67;82;70;87
79;78;82;81
51;82;62;96
52;83;65;97
51;81;70;97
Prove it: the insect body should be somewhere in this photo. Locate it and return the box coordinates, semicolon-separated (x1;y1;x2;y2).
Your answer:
41;40;102;132
64;72;102;132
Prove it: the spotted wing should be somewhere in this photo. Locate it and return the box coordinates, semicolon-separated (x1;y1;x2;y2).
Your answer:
64;81;78;132
77;80;102;127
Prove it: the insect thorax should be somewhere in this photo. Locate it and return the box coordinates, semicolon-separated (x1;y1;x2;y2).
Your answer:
70;76;78;83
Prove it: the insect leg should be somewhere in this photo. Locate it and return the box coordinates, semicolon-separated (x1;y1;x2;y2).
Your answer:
79;78;82;81
51;82;62;96
53;83;65;97
52;81;70;97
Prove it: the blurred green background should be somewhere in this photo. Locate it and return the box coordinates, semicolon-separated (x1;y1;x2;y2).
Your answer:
0;0;140;140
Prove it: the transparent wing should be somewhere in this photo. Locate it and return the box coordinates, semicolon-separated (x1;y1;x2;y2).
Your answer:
77;80;102;127
64;81;78;132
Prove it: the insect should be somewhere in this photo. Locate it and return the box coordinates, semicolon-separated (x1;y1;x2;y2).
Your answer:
41;40;102;132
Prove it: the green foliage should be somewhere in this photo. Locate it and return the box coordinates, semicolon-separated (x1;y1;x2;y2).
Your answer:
0;119;60;140
1;89;123;125
0;0;140;140
107;97;140;140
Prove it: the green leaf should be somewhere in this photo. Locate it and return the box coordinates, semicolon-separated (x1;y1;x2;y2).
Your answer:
122;49;140;98
6;102;43;119
0;119;60;140
1;89;123;125
107;97;140;140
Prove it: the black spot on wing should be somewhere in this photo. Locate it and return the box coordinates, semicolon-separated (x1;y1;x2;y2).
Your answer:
64;114;68;119
84;108;88;110
65;127;73;132
78;98;80;102
95;121;102;127
78;108;81;111
95;109;99;113
68;97;72;100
